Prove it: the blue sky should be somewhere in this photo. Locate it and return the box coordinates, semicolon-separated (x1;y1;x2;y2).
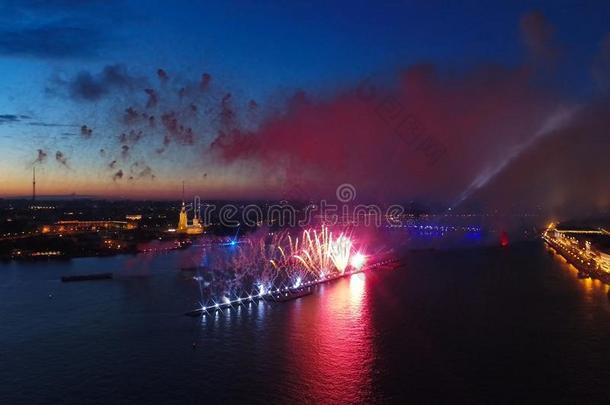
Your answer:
1;0;609;199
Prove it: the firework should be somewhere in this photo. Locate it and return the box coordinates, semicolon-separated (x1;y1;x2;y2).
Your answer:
194;226;362;305
293;227;354;277
350;252;366;270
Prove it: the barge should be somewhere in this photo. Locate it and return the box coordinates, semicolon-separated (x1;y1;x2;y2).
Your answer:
185;258;400;317
61;272;113;282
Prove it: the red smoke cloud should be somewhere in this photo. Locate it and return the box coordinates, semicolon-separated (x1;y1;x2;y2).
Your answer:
210;64;561;202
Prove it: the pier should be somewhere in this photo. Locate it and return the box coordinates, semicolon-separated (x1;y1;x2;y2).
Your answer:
543;225;610;284
184;258;400;317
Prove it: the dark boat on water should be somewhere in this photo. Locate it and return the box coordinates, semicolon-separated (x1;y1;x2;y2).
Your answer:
61;272;113;282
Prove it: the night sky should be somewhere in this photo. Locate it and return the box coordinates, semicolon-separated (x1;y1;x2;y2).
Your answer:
0;1;608;212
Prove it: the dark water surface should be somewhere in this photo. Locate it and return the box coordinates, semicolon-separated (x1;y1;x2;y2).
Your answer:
2;241;610;404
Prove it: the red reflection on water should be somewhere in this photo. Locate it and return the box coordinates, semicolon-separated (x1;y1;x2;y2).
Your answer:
284;273;375;403
500;231;509;247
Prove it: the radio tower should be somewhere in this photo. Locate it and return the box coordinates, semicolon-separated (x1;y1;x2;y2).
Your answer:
32;166;36;202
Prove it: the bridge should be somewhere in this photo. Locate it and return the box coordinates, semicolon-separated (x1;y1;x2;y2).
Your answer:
554;228;610;236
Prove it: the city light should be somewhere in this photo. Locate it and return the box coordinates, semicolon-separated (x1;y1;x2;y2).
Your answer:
543;224;610;281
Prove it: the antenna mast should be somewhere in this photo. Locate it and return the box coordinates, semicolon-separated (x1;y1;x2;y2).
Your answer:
32;166;36;202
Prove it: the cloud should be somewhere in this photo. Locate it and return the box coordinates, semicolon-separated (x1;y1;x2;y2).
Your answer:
200;73;212;91
145;88;158;108
52;64;146;101
0;113;79;128
137;165;155;179
209;64;561;202
0;25;105;58
0;0;129;59
520;11;558;63
34;149;48;164
157;68;169;83
80;125;93;138
43;66;236;187
0;114;77;129
0;114;30;124
129;161;155;180
55;150;69;167
160;111;195;145
27;121;79;127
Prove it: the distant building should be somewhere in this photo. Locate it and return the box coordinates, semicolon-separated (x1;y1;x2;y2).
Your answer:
41;220;136;234
167;183;204;235
176;200;203;235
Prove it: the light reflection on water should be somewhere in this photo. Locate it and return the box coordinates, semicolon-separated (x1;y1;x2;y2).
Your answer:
547;246;610;306
280;272;375;403
195;270;376;402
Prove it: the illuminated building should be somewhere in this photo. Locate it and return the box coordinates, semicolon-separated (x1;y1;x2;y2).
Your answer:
175;184;203;235
41;220;136;234
178;202;188;231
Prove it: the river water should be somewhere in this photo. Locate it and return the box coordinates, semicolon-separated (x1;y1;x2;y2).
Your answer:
1;241;610;404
